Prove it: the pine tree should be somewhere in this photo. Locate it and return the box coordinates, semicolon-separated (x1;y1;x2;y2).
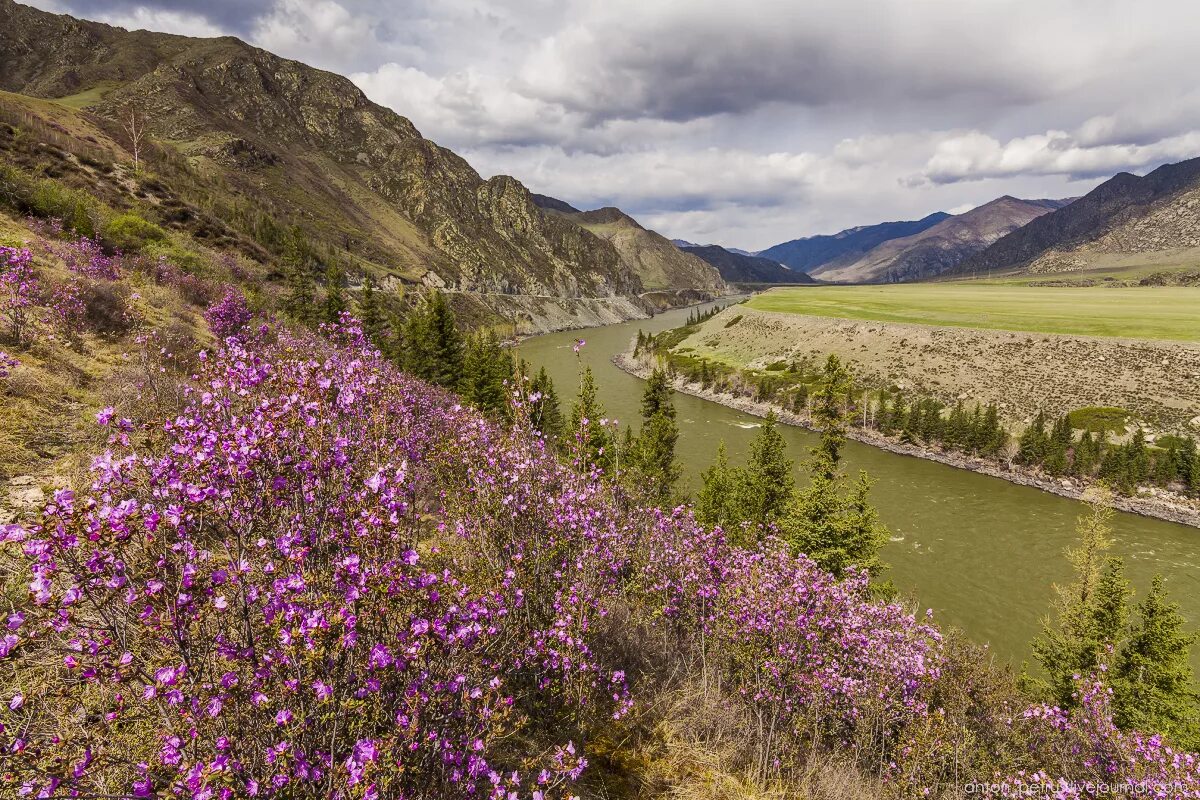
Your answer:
742;411;794;525
282;231;318;327
400;298;436;380
528;366;564;441
569;366;613;472
1113;576;1200;747
1044;414;1073;476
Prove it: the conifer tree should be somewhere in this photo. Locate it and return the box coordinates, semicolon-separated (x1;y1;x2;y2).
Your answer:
460;330;514;417
569;366;613;472
743;411;794;524
813;355;850;471
357;275;386;347
426;291;463;388
1113;576;1200;746
696;442;738;531
527;366;564;441
322;262;347;325
1019;412;1049;466
1032;489;1120;708
627;368;681;503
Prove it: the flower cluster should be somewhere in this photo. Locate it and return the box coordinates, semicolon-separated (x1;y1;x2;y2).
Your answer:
204;286;253;339
0;319;615;798
46;279;87;340
0;350;18;378
1;245;39;346
1000;676;1200;798
52;235;121;280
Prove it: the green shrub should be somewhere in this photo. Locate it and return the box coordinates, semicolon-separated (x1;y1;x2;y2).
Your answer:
766;360;789;371
724;314;743;328
102;213;167;253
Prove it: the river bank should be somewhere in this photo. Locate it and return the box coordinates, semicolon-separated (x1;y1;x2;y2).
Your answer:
615;349;1200;529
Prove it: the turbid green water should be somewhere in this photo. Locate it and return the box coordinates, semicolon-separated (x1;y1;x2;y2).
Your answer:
517;298;1200;671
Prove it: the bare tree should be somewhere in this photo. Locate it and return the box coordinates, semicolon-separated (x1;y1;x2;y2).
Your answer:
119;103;148;171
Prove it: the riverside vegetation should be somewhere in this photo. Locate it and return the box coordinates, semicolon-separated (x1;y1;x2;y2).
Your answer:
633;308;1200;512
3;223;1200;797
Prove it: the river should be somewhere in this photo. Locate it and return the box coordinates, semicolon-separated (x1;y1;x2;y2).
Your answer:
516;298;1200;672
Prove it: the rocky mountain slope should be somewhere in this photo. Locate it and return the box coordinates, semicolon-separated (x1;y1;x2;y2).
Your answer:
816;197;1070;283
953;157;1200;278
758;212;950;273
0;0;723;328
678;243;815;284
534;200;727;297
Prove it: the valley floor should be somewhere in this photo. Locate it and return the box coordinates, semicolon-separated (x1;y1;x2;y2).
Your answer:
614;350;1200;528
670;302;1200;431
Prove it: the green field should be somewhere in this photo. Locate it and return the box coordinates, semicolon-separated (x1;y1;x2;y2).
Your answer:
746;284;1200;341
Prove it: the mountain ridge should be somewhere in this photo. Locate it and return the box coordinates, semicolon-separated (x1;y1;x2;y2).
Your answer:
759;212;951;274
680;243;816;284
816;196;1072;283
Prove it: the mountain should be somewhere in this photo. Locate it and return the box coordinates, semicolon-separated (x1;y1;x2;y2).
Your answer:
953;157;1200;278
546;206;727;298
0;0;721;328
816;197;1071;283
530;193;580;214
758;212;950;273
679;243;816;284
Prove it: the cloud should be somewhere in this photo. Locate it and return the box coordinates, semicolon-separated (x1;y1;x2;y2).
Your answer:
921;129;1200;184
25;0;1200;248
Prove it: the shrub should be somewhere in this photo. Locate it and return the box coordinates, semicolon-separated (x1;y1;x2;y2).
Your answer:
101;212;167;253
80;279;136;336
1068;406;1132;434
204;285;252;339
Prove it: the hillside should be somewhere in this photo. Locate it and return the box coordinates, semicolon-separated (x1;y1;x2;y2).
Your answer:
816;197;1069;283
0;0;722;329
758;212;950;273
541;204;727;298
953;157;1200;278
679;242;816;284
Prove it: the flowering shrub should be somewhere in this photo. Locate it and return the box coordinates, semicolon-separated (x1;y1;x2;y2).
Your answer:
999;676;1200;798
0;245;39;346
204;286;253;339
46;279;87;341
0;350;18;378
54;235;121;280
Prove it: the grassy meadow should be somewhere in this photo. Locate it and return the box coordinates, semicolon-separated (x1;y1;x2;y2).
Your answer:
746;284;1200;341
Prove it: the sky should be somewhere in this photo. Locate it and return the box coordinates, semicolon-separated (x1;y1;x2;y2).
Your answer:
25;0;1200;250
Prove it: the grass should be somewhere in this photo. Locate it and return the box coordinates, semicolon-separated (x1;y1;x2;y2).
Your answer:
746;284;1200;342
1068;407;1131;434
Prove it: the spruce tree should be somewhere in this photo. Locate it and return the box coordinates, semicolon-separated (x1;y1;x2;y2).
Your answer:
1112;576;1200;746
569;366;613;472
528;366;564;441
322;262;347;325
1019;412;1049;466
813;355;850;469
696;442;739;531
627;368;681;504
357;275;387;349
426;291;463;388
1032;489;1120;708
400;298;436;380
460;330;514;416
743;411;794;525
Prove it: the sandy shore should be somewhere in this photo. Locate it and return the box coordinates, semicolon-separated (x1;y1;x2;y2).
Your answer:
614;350;1200;529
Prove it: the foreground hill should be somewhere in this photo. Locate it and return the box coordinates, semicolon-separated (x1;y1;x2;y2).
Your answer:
953;156;1200;278
534;201;727;299
0;0;723;328
759;212;950;273
816;197;1069;283
679;242;816;284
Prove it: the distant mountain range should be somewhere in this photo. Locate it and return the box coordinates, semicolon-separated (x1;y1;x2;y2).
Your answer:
813;197;1071;283
678;244;815;285
949;157;1200;278
758;213;950;275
